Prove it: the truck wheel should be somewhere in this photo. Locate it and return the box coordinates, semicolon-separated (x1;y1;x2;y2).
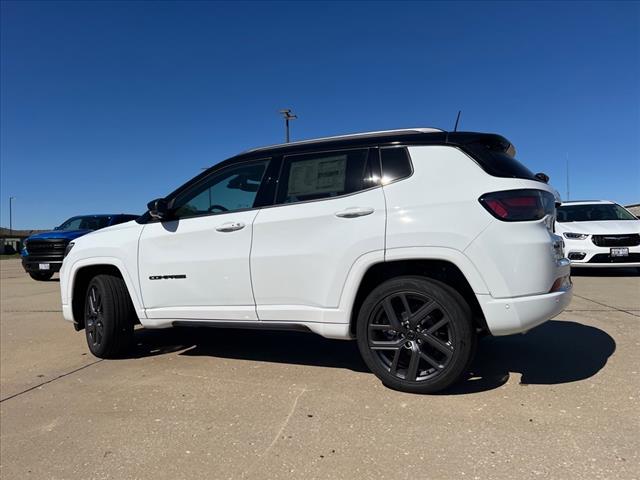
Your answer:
356;276;475;394
29;272;53;281
84;274;135;358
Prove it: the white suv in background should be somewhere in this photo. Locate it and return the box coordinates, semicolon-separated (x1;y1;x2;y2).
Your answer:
60;128;572;393
556;200;640;269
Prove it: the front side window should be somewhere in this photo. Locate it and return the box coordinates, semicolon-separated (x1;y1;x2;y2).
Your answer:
172;160;269;219
276;149;375;204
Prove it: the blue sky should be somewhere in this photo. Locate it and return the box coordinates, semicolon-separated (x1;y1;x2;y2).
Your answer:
1;0;638;229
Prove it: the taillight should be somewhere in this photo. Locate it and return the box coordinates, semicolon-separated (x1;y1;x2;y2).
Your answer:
479;189;555;222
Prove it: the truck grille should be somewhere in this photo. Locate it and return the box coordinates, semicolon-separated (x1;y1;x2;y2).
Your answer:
591;234;640;247
25;239;68;262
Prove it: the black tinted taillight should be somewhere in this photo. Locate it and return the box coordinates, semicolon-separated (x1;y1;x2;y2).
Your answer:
479;189;555;222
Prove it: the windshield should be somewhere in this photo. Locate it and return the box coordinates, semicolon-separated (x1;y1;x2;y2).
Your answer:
57;216;112;231
557;204;636;222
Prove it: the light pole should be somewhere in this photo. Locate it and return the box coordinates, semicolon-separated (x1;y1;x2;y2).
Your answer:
279;109;297;143
9;196;15;236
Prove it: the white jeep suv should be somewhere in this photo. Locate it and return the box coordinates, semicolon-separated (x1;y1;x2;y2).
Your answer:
60;128;572;393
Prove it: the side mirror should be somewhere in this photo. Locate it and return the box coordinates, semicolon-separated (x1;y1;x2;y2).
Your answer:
54;226;61;231
535;172;550;183
147;198;169;220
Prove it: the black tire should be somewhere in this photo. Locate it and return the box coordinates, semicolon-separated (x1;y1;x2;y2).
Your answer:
356;276;475;394
29;272;53;281
84;274;135;358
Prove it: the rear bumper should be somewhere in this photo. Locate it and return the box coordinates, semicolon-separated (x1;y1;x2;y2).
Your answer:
22;258;63;273
476;286;573;336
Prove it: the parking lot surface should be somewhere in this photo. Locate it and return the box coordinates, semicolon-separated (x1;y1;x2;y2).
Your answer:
1;259;638;479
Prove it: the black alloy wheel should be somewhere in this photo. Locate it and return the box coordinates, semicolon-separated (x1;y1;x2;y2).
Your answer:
357;276;474;393
85;285;105;350
83;274;135;358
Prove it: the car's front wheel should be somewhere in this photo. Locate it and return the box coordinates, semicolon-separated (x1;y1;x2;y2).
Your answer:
29;272;53;281
84;274;135;358
356;276;475;394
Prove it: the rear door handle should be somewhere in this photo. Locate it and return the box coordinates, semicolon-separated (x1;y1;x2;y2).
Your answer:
335;207;375;218
215;221;245;232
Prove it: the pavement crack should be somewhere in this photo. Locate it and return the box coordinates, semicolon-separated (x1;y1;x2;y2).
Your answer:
0;360;104;403
265;387;307;452
572;294;640;318
240;387;307;478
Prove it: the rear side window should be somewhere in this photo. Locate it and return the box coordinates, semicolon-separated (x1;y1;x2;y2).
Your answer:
380;147;412;183
276;149;375;204
464;141;537;180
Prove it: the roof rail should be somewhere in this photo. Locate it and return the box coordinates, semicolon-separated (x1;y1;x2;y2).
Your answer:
244;127;444;154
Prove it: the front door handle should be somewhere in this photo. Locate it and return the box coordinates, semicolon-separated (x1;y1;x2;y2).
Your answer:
335;207;375;218
216;221;246;232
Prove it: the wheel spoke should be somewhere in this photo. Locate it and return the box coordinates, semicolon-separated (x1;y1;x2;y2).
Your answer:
87;319;95;344
426;316;450;334
88;293;96;315
399;294;411;317
419;351;444;370
369;338;404;350
96;322;103;344
382;298;402;330
408;300;437;327
368;323;393;331
406;347;420;381
390;349;401;375
417;331;454;357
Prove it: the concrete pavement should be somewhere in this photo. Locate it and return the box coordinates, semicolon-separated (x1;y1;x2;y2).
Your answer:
1;259;638;479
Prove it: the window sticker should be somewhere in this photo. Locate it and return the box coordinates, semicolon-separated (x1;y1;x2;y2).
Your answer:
287;155;347;196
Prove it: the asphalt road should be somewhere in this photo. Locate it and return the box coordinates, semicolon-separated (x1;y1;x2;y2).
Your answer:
1;259;638;479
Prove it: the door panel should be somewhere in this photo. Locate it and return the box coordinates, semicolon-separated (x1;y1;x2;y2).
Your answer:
251;187;386;311
137;158;270;320
139;211;259;319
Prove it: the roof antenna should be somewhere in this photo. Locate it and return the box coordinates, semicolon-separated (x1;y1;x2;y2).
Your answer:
453;110;462;132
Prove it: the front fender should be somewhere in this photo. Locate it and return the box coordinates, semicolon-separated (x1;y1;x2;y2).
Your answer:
61;256;146;323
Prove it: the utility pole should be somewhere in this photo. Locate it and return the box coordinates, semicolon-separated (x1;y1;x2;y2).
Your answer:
279;109;297;143
9;196;15;236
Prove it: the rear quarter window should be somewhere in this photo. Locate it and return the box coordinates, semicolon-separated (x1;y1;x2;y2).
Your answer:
380;147;412;183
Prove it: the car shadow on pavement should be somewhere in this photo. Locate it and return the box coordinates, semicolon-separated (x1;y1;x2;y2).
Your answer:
131;327;370;371
442;320;616;394
129;320;615;394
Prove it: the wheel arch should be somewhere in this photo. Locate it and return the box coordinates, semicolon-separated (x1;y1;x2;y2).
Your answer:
69;261;142;330
349;258;488;337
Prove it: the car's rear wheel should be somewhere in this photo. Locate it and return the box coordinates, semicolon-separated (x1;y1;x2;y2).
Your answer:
29;272;53;281
84;274;135;358
356;276;475;394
